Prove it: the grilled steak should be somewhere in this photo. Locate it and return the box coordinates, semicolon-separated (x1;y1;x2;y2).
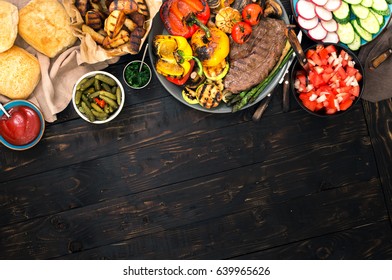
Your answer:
224;17;287;93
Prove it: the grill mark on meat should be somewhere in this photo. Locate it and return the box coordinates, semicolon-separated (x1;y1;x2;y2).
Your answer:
224;17;287;93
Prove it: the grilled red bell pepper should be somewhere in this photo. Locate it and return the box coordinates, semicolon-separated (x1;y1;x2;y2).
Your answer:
160;0;210;39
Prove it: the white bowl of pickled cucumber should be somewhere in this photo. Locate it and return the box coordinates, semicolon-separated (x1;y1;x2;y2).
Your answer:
72;71;125;124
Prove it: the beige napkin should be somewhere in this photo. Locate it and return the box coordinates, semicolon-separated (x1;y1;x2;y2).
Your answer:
0;0;118;122
358;21;392;103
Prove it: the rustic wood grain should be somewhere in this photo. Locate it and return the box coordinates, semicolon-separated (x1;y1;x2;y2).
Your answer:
233;221;392;259
362;99;392;223
0;106;374;225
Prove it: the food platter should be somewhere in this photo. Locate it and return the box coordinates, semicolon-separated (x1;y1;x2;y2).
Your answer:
291;0;392;49
148;0;291;113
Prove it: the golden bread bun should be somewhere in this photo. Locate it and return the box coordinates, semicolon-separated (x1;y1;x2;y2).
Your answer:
0;46;41;100
0;0;18;53
18;0;77;58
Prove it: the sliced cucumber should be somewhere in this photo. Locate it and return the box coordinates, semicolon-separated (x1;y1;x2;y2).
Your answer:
359;11;381;33
333;2;351;23
351;19;373;41
361;0;373;7
347;31;362;50
370;8;385;25
337;22;356;44
351;4;370;18
371;0;391;15
343;0;362;4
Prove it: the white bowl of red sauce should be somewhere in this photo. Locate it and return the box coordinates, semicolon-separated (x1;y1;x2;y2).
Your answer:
0;100;45;151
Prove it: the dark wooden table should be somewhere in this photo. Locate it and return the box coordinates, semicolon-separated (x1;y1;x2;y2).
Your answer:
1;1;392;260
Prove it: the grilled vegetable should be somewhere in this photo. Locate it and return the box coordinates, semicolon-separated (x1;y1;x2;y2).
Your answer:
109;0;138;14
191;26;230;67
203;59;229;80
263;0;283;18
102;29;130;48
82;24;105;44
105;10;126;38
215;7;242;33
154;35;194;78
196;80;224;108
160;0;211;39
182;87;199;104
85;10;103;30
134;0;149;17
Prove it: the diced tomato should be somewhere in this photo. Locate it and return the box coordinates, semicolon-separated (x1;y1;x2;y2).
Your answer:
345;66;358;76
318;48;329;62
339;86;352;94
326;108;337;114
322;73;333;83
295;45;361;114
325;93;336;110
296;73;307;86
336;66;347;80
323;65;334;74
339;99;353;111
306;49;316;59
311;52;323;66
355;72;362;82
302;99;317;111
325;45;337;54
349;85;360;97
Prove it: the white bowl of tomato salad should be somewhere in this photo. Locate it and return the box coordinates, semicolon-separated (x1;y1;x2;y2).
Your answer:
0;100;45;151
291;43;364;117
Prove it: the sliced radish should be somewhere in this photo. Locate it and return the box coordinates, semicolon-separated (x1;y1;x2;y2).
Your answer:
311;0;328;6
322;32;340;43
323;0;342;12
321;19;338;32
296;0;316;20
308;22;328;40
298;15;319;30
315;6;333;21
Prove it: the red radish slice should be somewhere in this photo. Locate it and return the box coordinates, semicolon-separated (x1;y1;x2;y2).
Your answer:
315;6;333;21
308;22;328;40
296;0;317;19
298;15;319;30
311;0;328;6
323;0;342;12
322;32;339;43
321;19;338;32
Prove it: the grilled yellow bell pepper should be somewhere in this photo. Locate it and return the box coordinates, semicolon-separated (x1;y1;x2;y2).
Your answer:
153;35;194;78
190;27;230;67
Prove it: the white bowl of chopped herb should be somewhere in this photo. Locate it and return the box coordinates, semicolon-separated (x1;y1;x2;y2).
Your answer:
123;60;152;90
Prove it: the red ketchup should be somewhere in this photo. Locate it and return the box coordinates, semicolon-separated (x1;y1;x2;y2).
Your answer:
0;105;41;146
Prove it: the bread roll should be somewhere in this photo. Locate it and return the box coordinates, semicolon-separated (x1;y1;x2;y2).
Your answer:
0;46;41;100
18;0;77;58
0;1;18;53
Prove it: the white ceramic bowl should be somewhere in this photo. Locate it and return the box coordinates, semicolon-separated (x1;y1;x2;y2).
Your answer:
72;71;125;124
122;60;152;90
0;100;45;151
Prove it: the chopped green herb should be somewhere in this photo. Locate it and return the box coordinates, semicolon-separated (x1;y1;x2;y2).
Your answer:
124;62;150;88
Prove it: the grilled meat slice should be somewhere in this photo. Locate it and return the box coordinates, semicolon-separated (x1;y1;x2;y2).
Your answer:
224;17;286;93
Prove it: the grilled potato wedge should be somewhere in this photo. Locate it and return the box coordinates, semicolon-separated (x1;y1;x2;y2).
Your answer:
104;9;126;38
102;29;130;48
109;0;138;14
